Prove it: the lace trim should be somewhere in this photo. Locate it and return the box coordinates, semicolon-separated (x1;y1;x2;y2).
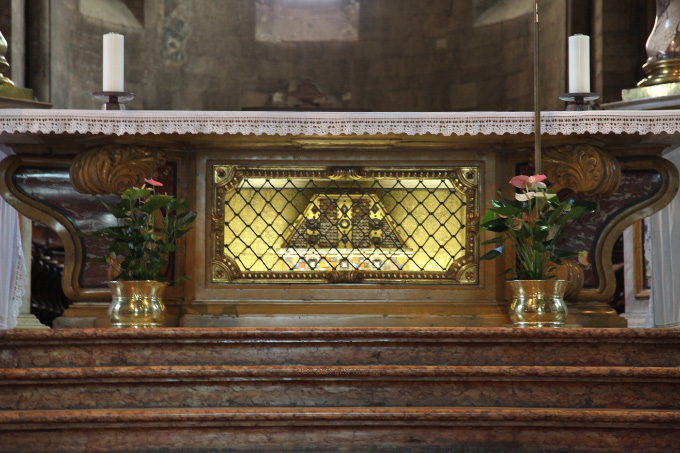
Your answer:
1;110;680;136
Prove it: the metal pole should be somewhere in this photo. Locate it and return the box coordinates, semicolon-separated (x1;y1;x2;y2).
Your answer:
534;0;541;175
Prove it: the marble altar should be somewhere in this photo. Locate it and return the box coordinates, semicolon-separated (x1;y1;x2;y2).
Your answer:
0;110;677;328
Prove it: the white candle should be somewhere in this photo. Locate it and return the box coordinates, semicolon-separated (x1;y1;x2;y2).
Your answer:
102;33;124;92
568;34;590;93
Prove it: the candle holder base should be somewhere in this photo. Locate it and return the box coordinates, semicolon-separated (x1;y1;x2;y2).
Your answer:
559;92;599;111
93;91;134;110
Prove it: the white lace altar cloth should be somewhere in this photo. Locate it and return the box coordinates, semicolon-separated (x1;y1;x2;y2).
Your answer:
2;109;680;137
0;147;27;330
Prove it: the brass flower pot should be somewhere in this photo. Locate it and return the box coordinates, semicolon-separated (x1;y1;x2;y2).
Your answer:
107;281;167;328
506;280;568;328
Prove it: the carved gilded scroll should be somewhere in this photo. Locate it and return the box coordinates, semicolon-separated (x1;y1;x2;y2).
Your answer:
0;156;109;301
70;144;166;195
210;165;480;284
571;156;678;303
543;144;621;195
555;260;585;301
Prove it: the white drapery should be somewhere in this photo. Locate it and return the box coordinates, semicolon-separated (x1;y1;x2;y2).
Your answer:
646;146;680;328
0;146;27;329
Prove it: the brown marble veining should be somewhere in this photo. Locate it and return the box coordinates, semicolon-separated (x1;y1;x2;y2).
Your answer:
2;327;680;368
2;365;680;411
0;407;678;453
6;325;680;341
2;327;680;452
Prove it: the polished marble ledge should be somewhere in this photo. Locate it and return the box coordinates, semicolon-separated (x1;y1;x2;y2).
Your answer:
4;364;680;381
1;407;678;453
3;327;680;369
5;325;680;342
3;364;679;411
3;406;679;426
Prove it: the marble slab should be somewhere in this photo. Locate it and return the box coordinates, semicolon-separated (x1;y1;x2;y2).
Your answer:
2;365;680;411
0;407;678;452
3;326;680;368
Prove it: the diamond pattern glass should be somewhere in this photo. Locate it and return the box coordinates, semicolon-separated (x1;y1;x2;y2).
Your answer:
219;172;473;278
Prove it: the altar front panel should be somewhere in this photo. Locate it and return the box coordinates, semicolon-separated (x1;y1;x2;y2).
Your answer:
188;146;502;324
1;110;678;327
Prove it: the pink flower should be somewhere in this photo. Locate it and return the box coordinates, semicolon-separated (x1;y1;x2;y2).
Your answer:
144;178;163;187
510;174;547;190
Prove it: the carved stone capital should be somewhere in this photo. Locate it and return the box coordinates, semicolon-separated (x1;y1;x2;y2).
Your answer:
70;145;166;195
543;145;621;195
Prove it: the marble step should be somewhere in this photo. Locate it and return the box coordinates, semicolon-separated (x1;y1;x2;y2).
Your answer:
0;407;678;452
3;365;680;411
3;327;680;368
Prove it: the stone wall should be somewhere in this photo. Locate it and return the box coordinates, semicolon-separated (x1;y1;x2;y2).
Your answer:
592;0;654;104
3;0;652;111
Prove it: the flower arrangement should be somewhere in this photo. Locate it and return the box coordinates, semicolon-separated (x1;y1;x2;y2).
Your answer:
479;174;596;280
90;178;197;282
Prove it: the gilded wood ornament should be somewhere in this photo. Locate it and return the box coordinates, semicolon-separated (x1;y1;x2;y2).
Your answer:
543;145;621;195
576;156;678;302
0;156;110;300
70;144;166;195
555;260;585;301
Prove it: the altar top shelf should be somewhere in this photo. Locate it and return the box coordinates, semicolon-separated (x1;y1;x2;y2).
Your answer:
1;109;680;138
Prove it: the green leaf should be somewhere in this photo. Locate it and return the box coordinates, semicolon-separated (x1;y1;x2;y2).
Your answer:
92;187;197;280
554;207;584;225
176;211;197;227
552;248;578;259
490;196;509;208
480;209;496;226
141;194;174;214
496;195;523;208
103;201;129;219
480;244;504;260
494;206;521;217
481;236;504;245
159;243;177;252
169;198;190;211
121;188;151;201
572;199;597;212
481;218;510;233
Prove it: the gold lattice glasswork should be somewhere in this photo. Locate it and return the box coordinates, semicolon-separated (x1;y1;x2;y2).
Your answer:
211;166;479;284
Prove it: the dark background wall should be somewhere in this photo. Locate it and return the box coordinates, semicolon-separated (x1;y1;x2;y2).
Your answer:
0;0;656;111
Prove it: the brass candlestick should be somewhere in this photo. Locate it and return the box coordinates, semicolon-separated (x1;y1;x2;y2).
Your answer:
0;30;15;87
0;28;38;103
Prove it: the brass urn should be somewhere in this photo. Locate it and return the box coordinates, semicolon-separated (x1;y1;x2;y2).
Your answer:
107;280;167;328
506;280;568;328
